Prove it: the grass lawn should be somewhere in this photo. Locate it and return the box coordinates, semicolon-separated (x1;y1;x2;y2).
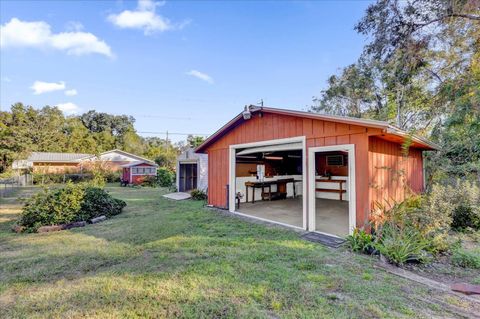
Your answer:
0;186;477;318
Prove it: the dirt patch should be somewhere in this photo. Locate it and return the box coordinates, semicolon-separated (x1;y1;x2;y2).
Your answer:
404;260;479;286
376;262;480;318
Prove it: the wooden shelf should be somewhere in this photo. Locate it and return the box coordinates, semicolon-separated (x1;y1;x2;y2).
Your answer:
315;188;346;193
315;179;346;183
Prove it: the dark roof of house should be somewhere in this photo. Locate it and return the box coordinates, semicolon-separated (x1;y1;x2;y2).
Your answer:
196;106;440;153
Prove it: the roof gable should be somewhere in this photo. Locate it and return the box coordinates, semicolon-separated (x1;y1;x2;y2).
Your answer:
196;106;439;152
79;149;156;164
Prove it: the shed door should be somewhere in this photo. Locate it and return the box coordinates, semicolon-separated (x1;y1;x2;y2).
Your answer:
179;163;197;192
123;168;130;182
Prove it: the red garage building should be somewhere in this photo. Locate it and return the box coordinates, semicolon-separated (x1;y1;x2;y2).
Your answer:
121;161;158;185
196;106;438;237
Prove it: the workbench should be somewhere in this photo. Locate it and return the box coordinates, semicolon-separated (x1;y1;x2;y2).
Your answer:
244;178;301;203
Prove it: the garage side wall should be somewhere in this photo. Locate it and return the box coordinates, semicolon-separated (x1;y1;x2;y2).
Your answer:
368;136;424;211
207;149;229;207
204;112;375;227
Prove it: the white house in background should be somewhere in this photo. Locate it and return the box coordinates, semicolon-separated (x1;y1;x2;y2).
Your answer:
12;149;156;174
176;148;208;192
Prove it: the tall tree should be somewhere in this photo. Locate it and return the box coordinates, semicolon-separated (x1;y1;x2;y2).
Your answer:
80;110;135;136
355;0;479;128
312;64;381;118
312;0;480;181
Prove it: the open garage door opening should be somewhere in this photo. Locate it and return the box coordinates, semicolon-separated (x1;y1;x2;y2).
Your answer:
308;144;356;237
230;139;306;229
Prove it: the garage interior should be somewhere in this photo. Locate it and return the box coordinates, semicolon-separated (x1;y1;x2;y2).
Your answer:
313;151;349;236
234;143;350;237
234;143;304;228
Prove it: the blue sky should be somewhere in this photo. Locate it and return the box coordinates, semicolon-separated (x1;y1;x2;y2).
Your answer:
0;0;371;142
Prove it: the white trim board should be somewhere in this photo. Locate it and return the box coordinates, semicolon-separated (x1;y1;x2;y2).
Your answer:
308;144;356;235
228;136;308;230
236;142;302;155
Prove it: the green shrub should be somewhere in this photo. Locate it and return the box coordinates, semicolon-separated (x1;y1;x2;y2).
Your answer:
20;182;85;232
90;169;106;188
426;180;479;232
104;171;121;183
78;187;126;220
346;228;374;253
190;188;207;200
451;248;480;269
157;167;174;187
19;183;126;232
32;173;66;185
32;173;95;184
349;180;479;264
374;222;431;265
140;176;158;187
452;205;480;231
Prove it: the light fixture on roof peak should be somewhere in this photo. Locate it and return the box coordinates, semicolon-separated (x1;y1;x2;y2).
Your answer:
243;104;262;120
242;105;251;120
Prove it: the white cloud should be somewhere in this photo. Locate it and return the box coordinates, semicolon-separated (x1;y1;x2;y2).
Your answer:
1;77;11;83
186;70;214;84
107;0;173;35
55;102;81;115
65;89;78;96
31;81;66;95
0;18;113;58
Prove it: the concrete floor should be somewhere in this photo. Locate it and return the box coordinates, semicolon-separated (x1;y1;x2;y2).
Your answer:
315;198;349;236
238;197;349;236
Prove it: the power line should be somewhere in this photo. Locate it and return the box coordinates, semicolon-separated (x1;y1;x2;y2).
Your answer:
96;111;192;121
132;114;192;120
138;131;210;136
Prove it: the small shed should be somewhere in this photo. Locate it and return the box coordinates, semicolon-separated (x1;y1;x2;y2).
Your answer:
121;161;158;185
176;148;208;192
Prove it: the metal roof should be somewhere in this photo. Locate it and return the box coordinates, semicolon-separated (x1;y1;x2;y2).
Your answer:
27;152;92;162
196;106;439;152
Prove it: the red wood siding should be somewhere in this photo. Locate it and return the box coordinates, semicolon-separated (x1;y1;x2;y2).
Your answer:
204;112;383;227
132;175;146;184
368;137;424;210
